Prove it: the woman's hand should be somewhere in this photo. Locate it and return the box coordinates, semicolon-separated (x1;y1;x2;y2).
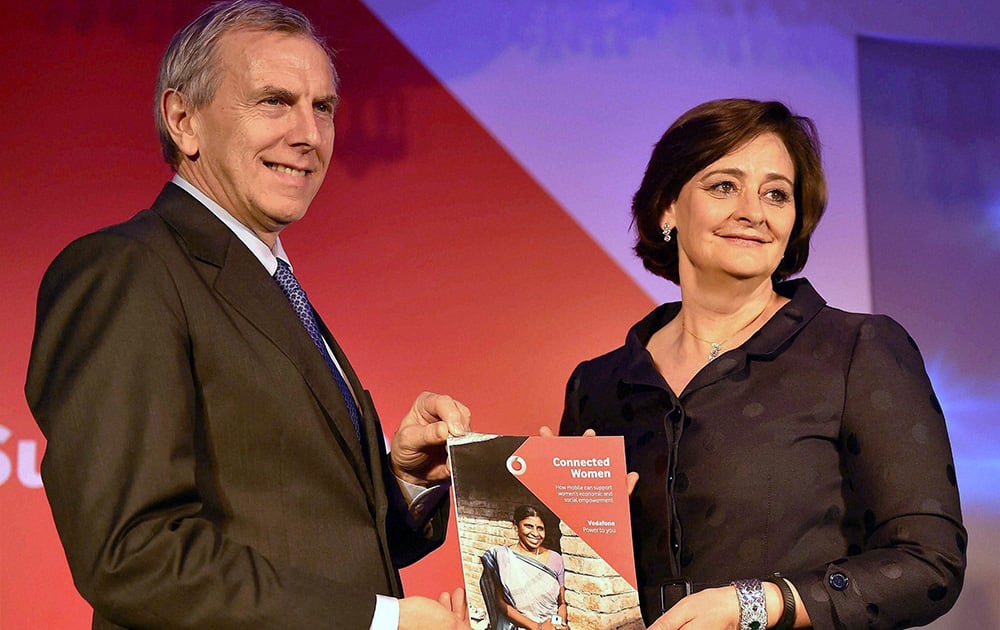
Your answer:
539;425;584;437
646;586;740;630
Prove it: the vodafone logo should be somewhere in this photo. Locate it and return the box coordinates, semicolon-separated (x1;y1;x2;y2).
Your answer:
506;455;527;476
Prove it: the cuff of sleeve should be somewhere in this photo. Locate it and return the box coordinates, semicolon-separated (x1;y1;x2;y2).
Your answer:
786;565;864;630
397;476;450;530
370;594;399;630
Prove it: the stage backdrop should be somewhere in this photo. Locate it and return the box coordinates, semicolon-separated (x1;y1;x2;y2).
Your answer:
2;1;997;627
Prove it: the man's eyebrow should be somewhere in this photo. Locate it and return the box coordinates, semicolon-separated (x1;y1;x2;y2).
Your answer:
251;86;340;114
316;94;340;110
257;85;296;101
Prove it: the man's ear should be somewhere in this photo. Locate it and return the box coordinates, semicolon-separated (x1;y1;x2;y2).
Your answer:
161;89;199;160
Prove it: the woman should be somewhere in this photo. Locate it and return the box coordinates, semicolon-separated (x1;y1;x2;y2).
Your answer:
559;99;966;630
480;506;569;630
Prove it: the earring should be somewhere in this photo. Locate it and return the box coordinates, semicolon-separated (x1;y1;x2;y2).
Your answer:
661;223;672;243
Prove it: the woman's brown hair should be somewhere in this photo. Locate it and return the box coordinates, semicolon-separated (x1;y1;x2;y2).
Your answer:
632;99;827;284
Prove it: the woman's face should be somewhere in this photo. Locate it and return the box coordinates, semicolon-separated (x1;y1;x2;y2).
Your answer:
662;132;797;284
516;515;546;552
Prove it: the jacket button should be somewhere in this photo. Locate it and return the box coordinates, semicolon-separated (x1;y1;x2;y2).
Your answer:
829;572;849;591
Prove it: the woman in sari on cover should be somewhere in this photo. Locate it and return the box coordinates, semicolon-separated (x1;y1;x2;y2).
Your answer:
480;505;569;630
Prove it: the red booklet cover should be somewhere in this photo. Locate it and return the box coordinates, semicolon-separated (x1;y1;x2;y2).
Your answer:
448;434;643;630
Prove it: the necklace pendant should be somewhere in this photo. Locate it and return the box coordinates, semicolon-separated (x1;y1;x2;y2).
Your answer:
708;343;721;361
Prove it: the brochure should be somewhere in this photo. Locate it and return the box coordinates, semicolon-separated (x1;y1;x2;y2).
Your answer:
447;433;643;630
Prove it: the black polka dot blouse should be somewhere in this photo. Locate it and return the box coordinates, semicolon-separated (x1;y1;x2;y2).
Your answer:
560;279;966;630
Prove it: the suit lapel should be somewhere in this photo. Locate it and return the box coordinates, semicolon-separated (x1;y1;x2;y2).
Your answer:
150;184;375;497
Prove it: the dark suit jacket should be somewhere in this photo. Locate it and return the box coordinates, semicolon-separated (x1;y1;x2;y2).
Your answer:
25;183;446;629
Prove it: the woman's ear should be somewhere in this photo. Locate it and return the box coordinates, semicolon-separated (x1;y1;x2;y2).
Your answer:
659;202;676;231
161;89;200;160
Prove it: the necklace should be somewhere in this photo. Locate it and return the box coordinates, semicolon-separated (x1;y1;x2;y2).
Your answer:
682;295;773;362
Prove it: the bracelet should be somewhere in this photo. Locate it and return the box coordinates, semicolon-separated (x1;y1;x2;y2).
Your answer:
731;578;767;630
763;575;796;630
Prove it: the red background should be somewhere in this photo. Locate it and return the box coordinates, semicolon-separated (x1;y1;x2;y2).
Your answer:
0;1;652;626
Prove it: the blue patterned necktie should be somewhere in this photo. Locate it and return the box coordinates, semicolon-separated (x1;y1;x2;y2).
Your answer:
273;259;362;443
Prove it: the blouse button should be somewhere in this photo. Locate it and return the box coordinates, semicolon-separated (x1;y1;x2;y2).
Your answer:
829;572;850;591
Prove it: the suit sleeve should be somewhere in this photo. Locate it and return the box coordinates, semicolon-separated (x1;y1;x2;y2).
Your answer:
25;232;377;629
786;315;967;630
383;478;449;569
379;438;449;568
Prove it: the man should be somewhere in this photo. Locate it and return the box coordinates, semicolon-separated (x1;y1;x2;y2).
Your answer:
25;1;471;628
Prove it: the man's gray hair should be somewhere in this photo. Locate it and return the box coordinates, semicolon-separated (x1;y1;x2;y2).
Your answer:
154;0;338;167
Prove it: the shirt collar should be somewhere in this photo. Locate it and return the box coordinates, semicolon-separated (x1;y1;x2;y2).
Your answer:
171;174;289;275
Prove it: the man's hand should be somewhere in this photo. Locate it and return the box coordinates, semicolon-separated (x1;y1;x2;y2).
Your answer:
390;392;471;486
438;587;469;624
398;588;471;630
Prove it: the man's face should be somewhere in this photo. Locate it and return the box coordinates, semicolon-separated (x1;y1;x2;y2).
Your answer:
178;29;337;246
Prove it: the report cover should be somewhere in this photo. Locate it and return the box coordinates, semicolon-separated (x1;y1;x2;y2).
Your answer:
448;433;643;630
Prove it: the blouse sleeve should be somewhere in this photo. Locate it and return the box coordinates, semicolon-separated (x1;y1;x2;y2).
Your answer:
553;552;566;586
787;314;966;630
559;362;587;436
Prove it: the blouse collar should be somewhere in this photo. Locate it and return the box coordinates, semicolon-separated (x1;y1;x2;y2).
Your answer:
619;278;827;394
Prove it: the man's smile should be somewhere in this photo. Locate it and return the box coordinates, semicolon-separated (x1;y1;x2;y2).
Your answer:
265;161;310;177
